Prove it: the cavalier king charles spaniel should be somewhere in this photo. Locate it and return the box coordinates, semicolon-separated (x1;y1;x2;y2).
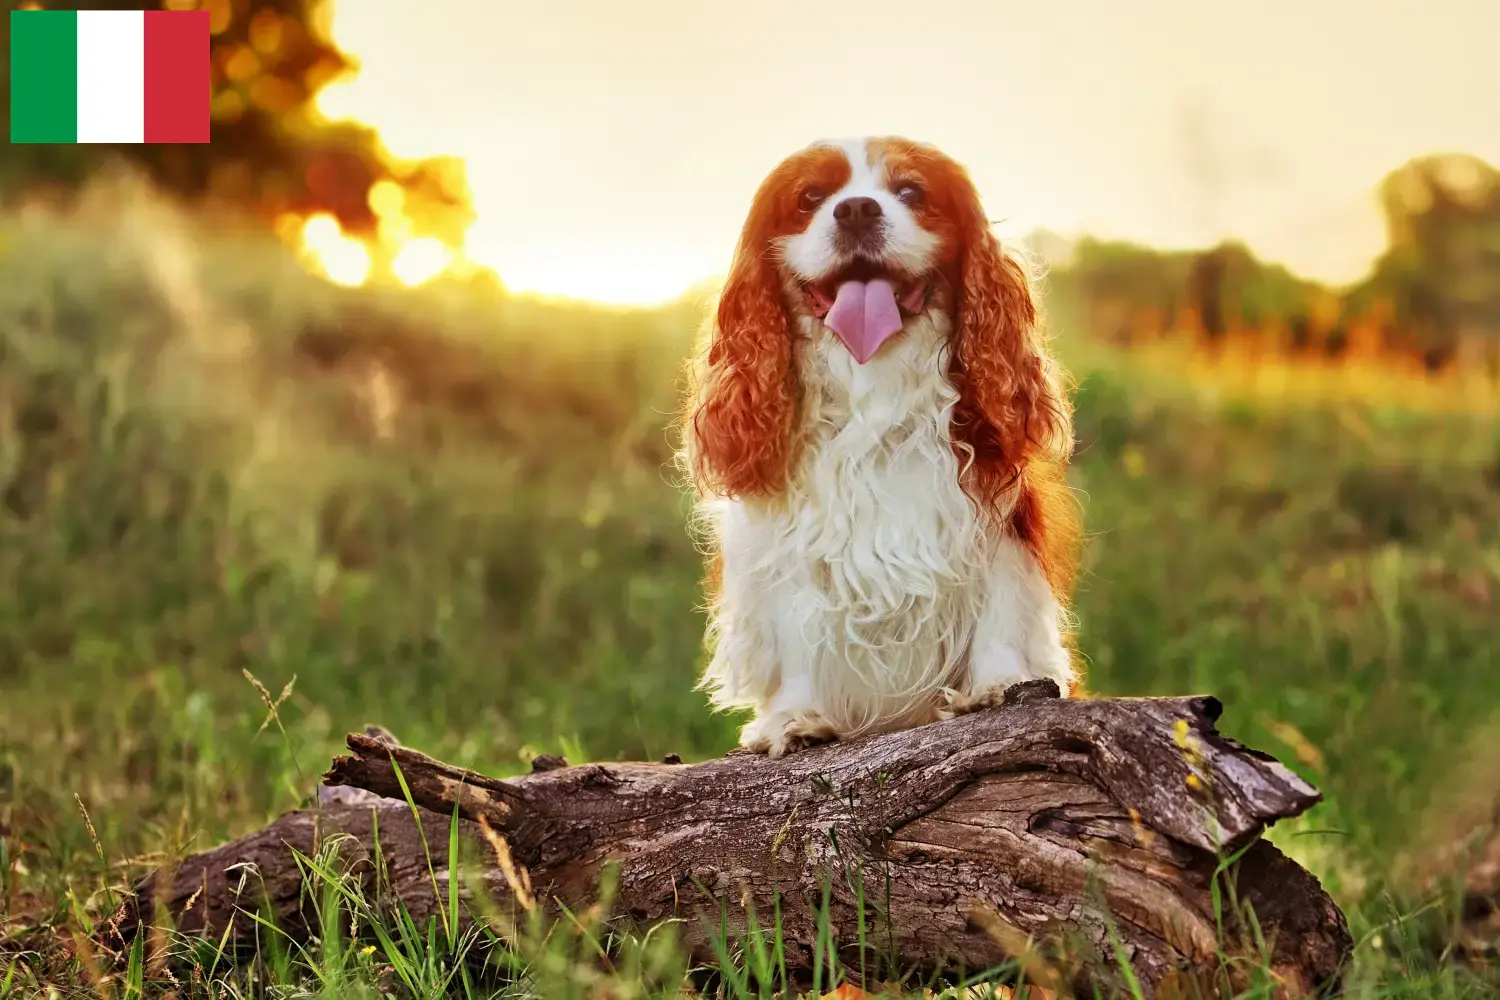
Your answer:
680;136;1081;757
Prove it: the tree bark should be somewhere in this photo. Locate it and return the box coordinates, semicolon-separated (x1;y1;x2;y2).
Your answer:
103;681;1351;997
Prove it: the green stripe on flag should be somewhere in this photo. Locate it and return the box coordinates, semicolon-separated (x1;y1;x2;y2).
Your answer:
10;10;79;143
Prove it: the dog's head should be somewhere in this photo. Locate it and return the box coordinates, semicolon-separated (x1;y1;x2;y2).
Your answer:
685;136;1072;508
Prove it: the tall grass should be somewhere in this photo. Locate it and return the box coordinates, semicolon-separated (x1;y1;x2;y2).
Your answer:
1;179;1498;996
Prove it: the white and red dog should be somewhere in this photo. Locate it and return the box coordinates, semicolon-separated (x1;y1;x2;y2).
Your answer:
681;137;1082;757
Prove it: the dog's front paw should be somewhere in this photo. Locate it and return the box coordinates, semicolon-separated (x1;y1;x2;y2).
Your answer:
940;675;1074;719
776;712;839;757
740;711;839;758
938;684;1012;720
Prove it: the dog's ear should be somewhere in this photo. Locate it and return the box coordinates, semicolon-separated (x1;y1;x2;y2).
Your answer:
683;226;798;499
948;217;1073;498
945;197;1078;605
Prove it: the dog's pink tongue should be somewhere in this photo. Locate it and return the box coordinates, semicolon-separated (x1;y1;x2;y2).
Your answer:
824;279;903;364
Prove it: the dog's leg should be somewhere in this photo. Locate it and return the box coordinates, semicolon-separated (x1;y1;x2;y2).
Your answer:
739;672;838;758
736;575;839;758
944;533;1075;718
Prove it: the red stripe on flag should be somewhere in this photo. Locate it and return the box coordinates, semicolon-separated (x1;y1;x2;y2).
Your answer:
143;10;210;144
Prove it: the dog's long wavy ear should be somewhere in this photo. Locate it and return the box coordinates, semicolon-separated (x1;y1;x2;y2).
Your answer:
682;222;798;499
949;215;1074;504
949;202;1079;601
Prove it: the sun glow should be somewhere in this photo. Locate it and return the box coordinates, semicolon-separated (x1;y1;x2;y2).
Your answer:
296;213;370;287
391;237;453;288
289;4;701;306
459;236;706;306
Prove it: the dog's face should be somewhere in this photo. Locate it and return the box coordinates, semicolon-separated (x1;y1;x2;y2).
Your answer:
725;137;1000;364
778;137;947;343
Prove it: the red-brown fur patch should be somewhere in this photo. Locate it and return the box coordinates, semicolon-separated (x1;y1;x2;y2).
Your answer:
684;145;853;498
1009;459;1082;606
868;139;1078;590
859;142;1069;488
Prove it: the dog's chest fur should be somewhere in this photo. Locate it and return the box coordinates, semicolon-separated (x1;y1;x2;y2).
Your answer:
719;312;995;729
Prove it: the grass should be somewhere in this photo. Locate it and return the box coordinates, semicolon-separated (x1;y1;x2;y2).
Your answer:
1;176;1498;996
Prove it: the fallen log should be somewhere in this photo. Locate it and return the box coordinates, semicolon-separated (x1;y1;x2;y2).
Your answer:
104;682;1351;996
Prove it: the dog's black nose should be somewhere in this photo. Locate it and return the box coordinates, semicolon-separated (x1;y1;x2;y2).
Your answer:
832;196;882;229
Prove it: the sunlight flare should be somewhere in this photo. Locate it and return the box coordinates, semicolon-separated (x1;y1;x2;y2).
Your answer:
297;213;369;287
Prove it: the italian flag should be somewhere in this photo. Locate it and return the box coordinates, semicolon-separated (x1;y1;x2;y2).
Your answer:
10;9;210;144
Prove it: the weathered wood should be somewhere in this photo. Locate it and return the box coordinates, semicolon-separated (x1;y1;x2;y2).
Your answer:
104;683;1351;996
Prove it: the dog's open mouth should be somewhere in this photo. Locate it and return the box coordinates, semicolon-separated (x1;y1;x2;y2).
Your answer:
804;260;930;318
804;261;931;365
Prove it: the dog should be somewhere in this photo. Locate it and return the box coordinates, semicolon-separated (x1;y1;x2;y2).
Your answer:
680;136;1081;757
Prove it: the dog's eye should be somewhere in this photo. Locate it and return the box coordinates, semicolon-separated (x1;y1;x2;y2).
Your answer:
896;183;924;207
798;187;826;212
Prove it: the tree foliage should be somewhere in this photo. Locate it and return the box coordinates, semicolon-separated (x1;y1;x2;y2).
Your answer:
1054;237;1318;350
1350;154;1500;367
1056;153;1500;371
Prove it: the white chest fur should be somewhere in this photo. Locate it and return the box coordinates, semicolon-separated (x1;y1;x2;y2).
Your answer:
699;313;998;734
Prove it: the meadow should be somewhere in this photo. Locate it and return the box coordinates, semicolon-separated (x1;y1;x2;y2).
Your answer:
1;179;1499;997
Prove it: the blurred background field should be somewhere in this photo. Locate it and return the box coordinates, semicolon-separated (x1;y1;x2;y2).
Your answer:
2;0;1500;996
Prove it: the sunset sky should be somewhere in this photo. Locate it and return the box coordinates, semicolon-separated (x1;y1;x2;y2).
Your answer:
316;0;1499;305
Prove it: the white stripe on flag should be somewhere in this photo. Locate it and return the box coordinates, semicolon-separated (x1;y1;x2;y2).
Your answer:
76;11;145;144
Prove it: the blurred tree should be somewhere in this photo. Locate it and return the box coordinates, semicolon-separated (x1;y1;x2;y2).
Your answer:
1185;241;1319;348
1349;153;1500;371
1052;153;1499;375
1063;237;1325;352
1187;245;1229;342
1063;238;1192;344
0;0;472;244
